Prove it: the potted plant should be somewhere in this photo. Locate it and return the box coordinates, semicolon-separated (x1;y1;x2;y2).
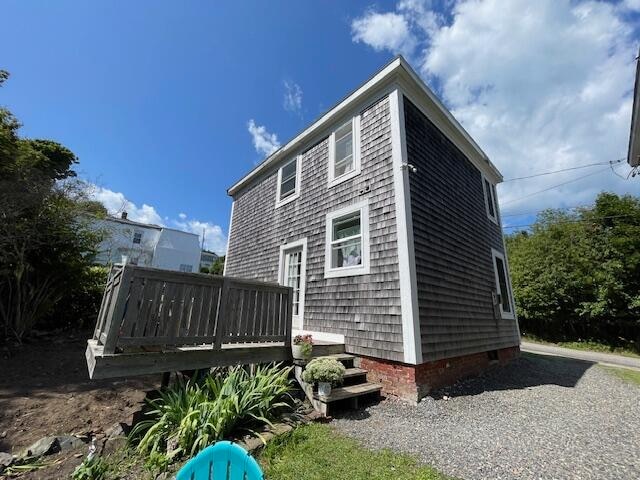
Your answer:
292;334;313;360
302;357;345;397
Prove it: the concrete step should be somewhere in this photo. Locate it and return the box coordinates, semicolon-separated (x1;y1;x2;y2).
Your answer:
313;382;382;403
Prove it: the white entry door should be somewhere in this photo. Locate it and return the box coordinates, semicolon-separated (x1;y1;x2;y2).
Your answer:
279;239;307;330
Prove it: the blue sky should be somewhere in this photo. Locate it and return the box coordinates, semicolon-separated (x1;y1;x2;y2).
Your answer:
3;0;640;253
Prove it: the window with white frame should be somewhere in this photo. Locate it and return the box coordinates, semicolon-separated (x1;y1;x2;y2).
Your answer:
132;231;143;244
491;249;514;319
275;156;301;207
482;175;499;224
179;264;193;273
328;116;361;187
325;201;370;278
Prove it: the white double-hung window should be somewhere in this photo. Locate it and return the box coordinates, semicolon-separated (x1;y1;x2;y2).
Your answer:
491;248;515;319
328;116;361;187
482;175;499;224
325;200;370;278
275;155;302;207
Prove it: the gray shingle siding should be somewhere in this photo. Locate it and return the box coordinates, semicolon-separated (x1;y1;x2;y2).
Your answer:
226;96;405;361
403;96;520;362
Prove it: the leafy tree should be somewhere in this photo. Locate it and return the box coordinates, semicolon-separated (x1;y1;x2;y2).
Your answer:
0;72;104;340
506;192;640;351
208;255;225;275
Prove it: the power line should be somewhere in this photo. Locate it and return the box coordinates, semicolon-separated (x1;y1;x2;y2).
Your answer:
502;213;639;230
501;166;611;206
502;158;624;182
502;204;593;218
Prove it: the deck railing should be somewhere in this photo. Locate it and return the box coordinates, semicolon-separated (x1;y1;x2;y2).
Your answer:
93;264;293;354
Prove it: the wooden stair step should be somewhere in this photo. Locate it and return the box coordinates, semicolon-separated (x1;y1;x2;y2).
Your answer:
313;382;382;403
343;367;367;379
322;353;356;362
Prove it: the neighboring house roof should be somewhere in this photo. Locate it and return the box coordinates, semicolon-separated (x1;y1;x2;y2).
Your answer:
100;216;162;230
228;55;503;196
98;215;199;238
628;49;640;167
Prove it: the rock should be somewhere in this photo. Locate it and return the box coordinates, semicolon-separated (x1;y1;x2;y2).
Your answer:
57;435;86;452
0;431;6;439
105;423;125;438
21;436;59;459
270;423;293;436
100;423;128;456
0;452;13;468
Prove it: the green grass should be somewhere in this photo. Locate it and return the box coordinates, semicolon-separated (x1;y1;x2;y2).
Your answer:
260;423;452;480
600;365;640;387
521;335;640;359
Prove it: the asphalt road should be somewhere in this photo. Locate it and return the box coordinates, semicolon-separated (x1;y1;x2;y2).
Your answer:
521;341;640;370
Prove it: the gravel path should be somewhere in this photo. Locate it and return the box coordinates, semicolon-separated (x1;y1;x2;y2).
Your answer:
333;353;640;480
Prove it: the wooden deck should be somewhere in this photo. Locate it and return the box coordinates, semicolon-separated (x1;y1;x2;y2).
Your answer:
87;264;294;379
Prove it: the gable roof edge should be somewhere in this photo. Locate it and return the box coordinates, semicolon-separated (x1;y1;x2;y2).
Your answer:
228;56;502;196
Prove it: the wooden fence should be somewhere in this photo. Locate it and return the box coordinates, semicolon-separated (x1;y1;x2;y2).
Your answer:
93;264;293;354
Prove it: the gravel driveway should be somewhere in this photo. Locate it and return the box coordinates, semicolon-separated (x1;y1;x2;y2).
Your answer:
333;353;640;480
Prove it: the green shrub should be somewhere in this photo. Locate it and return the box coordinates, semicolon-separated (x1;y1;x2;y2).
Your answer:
302;357;345;385
130;363;294;460
71;456;109;480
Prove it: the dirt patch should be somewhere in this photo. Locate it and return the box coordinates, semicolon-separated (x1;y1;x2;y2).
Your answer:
0;330;159;479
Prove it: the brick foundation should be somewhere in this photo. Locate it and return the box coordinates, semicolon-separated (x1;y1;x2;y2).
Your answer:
357;346;520;403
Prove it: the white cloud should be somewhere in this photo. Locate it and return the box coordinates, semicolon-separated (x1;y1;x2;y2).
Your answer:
172;216;227;255
92;186;163;225
352;0;639;215
247;119;280;158
351;10;416;58
283;80;303;115
91;186;228;254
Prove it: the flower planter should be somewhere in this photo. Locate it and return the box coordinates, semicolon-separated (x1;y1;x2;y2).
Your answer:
292;344;306;360
318;382;332;398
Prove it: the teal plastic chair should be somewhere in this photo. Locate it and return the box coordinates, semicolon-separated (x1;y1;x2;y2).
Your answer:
176;441;263;480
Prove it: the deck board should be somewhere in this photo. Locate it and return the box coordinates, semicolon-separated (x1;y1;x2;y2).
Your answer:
86;339;291;379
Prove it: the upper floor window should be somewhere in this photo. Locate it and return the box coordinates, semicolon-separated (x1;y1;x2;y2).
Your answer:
133;232;143;244
324;200;370;278
491;249;514;319
328;116;361;187
275;156;301;208
482;175;499;225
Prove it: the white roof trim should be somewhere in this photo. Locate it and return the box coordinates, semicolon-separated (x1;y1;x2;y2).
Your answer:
228;56;503;196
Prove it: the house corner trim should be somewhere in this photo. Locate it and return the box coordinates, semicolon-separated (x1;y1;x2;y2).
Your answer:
389;88;423;365
222;200;235;276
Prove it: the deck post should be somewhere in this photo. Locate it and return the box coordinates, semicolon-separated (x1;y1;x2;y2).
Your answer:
102;265;133;354
213;278;230;350
284;286;293;348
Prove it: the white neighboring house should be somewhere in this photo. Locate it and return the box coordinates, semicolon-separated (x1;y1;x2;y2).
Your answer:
94;212;201;272
200;250;219;271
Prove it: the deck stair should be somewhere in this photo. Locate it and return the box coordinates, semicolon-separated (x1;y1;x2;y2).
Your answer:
294;351;382;416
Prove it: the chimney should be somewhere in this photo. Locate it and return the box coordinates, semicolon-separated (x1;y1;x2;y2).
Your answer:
121;211;128;220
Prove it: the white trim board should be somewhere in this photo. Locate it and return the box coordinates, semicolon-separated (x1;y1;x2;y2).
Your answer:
222;200;235;276
324;200;370;279
278;238;308;330
292;329;345;344
389;89;423;365
327;115;362;188
275;155;302;209
491;248;516;320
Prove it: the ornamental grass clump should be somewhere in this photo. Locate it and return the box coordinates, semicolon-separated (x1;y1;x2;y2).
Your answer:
129;363;294;461
301;357;345;385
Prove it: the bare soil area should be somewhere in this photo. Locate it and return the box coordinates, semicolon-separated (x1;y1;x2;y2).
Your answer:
0;330;159;479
